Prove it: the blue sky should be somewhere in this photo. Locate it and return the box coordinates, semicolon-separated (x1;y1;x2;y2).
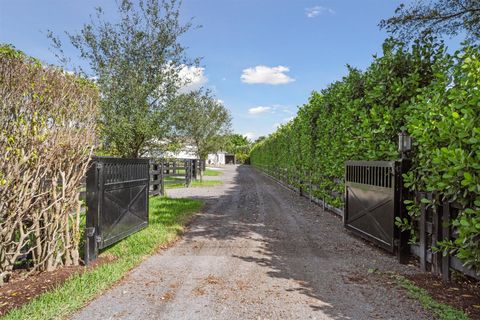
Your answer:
0;0;456;140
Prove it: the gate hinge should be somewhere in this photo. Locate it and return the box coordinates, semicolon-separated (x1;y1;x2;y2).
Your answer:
86;227;95;237
95;235;102;243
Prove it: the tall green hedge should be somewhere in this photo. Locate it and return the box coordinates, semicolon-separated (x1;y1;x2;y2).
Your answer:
404;45;480;268
249;39;480;270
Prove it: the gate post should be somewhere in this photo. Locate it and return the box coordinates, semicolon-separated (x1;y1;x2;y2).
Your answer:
85;158;101;265
432;193;442;276
189;160;192;185
150;160;159;196
192;159;197;180
396;158;411;264
441;202;451;282
184;160;191;187
160;161;165;196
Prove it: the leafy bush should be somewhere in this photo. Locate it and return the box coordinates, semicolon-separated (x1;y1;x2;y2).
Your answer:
0;45;98;284
250;39;480;270
404;45;480;269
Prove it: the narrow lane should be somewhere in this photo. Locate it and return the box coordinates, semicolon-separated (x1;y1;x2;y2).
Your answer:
73;165;430;320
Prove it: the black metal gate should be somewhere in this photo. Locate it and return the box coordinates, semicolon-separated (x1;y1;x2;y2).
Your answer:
85;157;150;264
344;161;400;252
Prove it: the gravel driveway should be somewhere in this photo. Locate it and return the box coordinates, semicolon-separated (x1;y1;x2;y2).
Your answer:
72;165;431;320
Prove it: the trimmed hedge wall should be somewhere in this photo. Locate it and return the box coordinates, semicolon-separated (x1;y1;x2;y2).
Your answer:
249;39;480;271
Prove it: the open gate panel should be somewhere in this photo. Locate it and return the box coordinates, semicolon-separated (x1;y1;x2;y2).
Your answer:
344;161;400;253
85;157;150;264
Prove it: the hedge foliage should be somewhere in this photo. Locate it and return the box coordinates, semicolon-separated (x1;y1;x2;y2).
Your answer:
249;39;480;270
0;45;98;284
404;45;480;268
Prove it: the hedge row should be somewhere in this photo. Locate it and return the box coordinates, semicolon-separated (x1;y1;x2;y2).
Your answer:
0;45;98;284
249;39;480;270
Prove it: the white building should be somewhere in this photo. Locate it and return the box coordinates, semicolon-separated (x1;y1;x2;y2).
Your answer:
207;151;235;166
159;145;235;166
162;144;197;160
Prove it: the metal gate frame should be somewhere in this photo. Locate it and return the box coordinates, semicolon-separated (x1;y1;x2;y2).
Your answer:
344;160;401;252
85;157;150;264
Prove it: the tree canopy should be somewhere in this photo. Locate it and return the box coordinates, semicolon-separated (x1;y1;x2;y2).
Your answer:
51;0;197;157
225;134;252;163
380;0;480;43
171;90;232;161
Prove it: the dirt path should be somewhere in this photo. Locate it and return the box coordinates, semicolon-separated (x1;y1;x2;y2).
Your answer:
72;165;431;320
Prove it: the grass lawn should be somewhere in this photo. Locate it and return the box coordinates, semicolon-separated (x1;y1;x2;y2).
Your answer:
2;197;202;320
165;178;223;189
203;168;223;176
190;180;223;187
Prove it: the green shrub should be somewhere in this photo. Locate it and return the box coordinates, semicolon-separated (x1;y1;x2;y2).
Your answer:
404;45;480;269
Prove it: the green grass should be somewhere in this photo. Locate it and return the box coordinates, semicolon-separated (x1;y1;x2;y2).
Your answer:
191;180;223;187
163;176;189;189
165;179;223;189
391;274;469;320
2;197;202;320
203;168;223;176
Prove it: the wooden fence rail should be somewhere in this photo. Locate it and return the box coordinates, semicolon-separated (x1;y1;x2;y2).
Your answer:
254;163;344;217
412;192;479;281
150;159;201;196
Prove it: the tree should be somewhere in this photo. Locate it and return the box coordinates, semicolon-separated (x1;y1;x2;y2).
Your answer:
226;134;250;148
380;0;480;43
172;89;232;163
50;0;196;157
225;134;251;164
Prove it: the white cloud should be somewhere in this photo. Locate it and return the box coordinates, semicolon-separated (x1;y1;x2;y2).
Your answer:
248;106;272;115
247;105;295;116
178;65;208;93
244;132;256;141
241;65;295;85
305;6;334;18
